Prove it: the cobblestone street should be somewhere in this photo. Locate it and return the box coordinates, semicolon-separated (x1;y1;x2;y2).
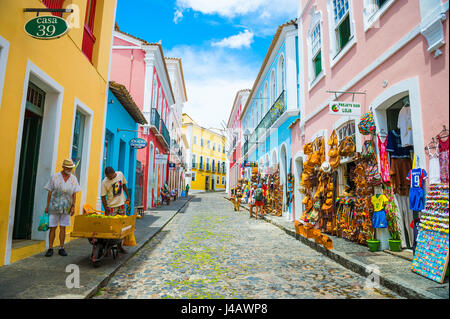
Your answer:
94;192;402;299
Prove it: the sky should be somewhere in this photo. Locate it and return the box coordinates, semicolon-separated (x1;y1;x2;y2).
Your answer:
115;0;299;130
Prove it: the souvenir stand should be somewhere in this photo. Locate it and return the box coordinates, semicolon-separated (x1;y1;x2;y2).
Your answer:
264;165;283;216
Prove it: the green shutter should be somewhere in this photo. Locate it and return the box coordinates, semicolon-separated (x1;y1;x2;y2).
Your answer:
338;15;351;50
314;51;322;77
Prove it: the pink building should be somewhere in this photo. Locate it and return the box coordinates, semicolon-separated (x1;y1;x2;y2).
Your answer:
291;0;449;247
226;90;250;196
110;25;175;209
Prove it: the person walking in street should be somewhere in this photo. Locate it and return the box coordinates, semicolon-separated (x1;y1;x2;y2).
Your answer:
44;159;81;257
185;184;190;196
254;184;265;219
249;183;257;218
101;167;130;254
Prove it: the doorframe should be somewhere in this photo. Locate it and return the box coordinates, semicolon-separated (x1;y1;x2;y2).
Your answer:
69;98;94;217
5;60;64;265
293;151;305;222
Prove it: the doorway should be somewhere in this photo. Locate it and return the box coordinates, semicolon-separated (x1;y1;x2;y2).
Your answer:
205;176;210;191
13;83;44;240
211;176;215;191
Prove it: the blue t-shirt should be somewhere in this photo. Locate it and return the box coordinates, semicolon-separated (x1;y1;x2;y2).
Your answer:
407;168;427;188
386;130;411;158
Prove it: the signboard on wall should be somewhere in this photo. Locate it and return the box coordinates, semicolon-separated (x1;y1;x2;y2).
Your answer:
130;138;147;149
329;101;361;116
24;16;69;40
155;154;168;164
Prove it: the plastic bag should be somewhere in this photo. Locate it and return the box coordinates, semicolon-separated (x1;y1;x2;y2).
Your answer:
181;190;186;197
123;232;137;246
38;213;49;232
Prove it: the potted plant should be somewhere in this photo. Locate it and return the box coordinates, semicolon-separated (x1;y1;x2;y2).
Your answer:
365;228;380;252
384;191;402;252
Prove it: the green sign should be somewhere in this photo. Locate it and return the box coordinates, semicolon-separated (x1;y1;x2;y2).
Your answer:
329;101;361;116
24;16;69;40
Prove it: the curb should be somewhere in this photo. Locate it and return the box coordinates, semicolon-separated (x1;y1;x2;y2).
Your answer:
85;196;193;299
224;197;444;299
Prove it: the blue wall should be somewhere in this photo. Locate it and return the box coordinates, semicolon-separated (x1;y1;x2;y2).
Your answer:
102;89;139;214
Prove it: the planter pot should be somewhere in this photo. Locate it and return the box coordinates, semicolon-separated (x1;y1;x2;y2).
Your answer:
367;240;380;252
388;239;402;252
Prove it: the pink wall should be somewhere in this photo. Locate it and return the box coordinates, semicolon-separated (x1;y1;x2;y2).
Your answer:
293;0;449;172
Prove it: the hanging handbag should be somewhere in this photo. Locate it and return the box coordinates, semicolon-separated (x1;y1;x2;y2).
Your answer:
362;139;375;159
339;136;356;157
365;162;382;186
358;112;376;135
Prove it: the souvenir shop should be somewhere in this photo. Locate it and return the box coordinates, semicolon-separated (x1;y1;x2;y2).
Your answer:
299;95;449;262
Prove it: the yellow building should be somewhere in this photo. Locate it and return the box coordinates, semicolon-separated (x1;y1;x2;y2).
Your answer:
0;0;117;266
182;114;227;192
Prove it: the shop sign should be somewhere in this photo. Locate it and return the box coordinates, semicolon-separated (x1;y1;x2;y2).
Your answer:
129;138;147;149
169;163;176;168
155;154;168;164
24;16;69;40
329;101;361;116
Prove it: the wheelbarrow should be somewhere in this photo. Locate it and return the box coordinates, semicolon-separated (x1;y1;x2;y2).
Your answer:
71;205;136;268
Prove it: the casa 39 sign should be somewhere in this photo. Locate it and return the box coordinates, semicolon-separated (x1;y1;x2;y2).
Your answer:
129;138;147;149
24;16;69;40
329;101;362;116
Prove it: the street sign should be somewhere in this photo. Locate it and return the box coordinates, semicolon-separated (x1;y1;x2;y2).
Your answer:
24;16;69;40
130;138;147;149
329;101;361;116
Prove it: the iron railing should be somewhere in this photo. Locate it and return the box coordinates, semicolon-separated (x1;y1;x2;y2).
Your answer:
243;90;286;155
151;108;160;131
160;119;171;147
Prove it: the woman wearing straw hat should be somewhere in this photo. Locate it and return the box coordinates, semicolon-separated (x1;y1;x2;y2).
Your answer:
44;159;81;257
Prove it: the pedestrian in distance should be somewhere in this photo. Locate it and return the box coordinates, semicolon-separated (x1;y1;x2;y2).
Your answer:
101;167;130;254
249;183;257;218
44;158;81;257
254;184;265;219
185;184;190;196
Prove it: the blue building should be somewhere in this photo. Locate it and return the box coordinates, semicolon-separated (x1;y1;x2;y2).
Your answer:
240;19;300;221
102;81;148;213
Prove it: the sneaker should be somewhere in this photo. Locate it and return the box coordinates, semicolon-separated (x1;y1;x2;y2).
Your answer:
58;248;68;256
45;248;53;257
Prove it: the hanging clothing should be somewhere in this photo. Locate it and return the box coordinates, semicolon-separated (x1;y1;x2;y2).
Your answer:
428;148;441;185
386;130;411;159
377;135;390;183
389;158;412;196
394;195;414;248
438;136;449;183
397;106;413;147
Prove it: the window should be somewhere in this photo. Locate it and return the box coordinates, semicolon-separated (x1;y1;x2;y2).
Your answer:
218;144;221;152
213;143;216;151
193;136;197;144
264;82;269;113
82;0;97;62
192;172;196;181
207;140;210;148
71;111;86;181
206;158;210;171
270;71;276;105
311;23;322;77
217;176;220;185
332;0;352;53
212;159;216;172
199;156;204;169
217;162;221;172
223;146;225;154
259;93;263;121
222;177;225;185
364;0;393;30
192;154;196;168
222;162;226;174
152;74;158;108
337;121;356;145
278;55;285;95
201;138;204;147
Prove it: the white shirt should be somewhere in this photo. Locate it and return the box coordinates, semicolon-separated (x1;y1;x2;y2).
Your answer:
101;171;127;208
397;106;413;147
45;172;81;215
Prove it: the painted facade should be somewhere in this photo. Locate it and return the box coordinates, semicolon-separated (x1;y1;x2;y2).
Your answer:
226;90;250;196
165;58;188;195
110;26;175;209
183;114;227;193
102;82;147;214
239;20;300;221
0;0;117;265
290;0;449;222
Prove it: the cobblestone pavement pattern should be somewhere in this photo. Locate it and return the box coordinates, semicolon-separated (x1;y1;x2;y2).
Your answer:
95;192;403;299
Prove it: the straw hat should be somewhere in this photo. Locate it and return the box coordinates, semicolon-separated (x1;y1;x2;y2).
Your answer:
321;161;331;173
62;158;76;168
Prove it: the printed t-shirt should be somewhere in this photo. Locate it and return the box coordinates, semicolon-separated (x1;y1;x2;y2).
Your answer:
371;194;389;212
407;168;427;189
45;172;81;215
101;171;127;208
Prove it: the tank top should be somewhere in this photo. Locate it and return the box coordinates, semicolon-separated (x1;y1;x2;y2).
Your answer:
438;136;449;184
428;148;441;185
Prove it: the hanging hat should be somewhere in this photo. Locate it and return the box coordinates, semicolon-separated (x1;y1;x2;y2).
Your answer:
62;158;76;168
321;161;331;173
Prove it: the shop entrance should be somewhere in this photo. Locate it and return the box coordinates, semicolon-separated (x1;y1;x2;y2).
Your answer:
211;177;215;191
205;176;210;191
13;83;44;240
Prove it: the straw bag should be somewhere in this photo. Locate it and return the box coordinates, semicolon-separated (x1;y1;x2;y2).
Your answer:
339;136;356;157
358;112;376;135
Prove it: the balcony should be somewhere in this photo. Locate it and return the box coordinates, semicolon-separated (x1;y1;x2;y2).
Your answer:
144;108;161;134
243;90;286;155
